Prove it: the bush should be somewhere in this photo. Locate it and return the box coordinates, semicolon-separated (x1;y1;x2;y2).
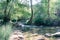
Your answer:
44;19;53;26
34;18;54;26
34;18;45;26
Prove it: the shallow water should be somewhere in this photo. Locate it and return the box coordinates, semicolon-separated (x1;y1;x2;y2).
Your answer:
22;26;60;34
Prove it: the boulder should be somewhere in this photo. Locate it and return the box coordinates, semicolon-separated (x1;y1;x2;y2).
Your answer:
45;32;60;37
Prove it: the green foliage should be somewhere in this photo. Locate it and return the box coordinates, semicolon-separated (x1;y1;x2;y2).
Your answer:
0;0;60;25
0;0;30;22
33;0;60;26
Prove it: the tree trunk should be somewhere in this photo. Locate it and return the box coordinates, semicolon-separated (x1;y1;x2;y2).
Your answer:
27;0;33;25
3;0;11;23
47;0;51;25
48;0;50;19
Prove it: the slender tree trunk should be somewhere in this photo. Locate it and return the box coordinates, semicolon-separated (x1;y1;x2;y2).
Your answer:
27;0;33;25
47;0;51;25
48;0;50;19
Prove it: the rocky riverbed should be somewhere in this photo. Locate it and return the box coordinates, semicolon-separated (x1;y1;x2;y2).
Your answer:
9;30;55;40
